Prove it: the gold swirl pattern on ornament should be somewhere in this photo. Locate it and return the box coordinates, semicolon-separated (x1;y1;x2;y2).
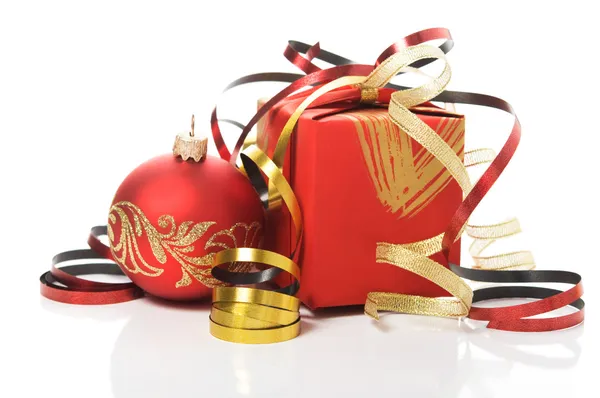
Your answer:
108;201;263;289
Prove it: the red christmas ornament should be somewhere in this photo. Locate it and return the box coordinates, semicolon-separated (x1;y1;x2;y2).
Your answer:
107;117;264;301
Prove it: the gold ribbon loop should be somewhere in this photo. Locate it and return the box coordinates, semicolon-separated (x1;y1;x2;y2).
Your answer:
273;76;366;167
209;145;302;344
365;120;535;319
365;293;468;320
463;152;536;272
466;219;521;240
213;286;300;311
244;145;303;241
209;318;301;344
464;148;496;167
472;251;535;270
214;247;301;281
361;45;449;103
211;307;281;329
388;103;472;195
365;237;472;320
361;47;477;321
214;302;299;325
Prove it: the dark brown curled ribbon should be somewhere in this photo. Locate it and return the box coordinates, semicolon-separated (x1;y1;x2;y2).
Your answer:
40;227;144;305
211;72;303;162
284;41;356;73
285;27;454;72
453;264;584;331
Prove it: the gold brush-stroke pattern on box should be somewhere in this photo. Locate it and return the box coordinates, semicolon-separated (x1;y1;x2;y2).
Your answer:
342;109;464;217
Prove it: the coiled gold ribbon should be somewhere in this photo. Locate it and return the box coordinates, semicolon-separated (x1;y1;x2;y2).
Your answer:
209;146;303;344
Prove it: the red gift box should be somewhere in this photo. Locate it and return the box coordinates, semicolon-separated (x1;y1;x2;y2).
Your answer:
257;87;464;309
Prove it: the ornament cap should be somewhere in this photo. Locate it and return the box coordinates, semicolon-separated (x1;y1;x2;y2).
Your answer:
173;115;208;162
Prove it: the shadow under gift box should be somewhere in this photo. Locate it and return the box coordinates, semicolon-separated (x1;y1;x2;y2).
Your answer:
257;87;464;310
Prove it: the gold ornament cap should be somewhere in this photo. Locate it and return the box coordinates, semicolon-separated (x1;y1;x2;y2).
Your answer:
173;115;208;162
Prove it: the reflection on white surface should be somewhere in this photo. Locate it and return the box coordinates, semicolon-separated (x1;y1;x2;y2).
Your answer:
233;355;251;396
35;297;583;398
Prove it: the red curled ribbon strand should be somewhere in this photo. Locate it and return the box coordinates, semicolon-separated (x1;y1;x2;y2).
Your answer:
40;226;144;305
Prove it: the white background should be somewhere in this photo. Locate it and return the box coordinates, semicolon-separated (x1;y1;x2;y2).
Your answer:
0;0;598;397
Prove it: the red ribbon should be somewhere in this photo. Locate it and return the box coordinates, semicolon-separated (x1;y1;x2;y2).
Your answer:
40;228;143;305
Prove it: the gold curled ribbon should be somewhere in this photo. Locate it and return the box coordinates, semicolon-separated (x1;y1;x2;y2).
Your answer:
365;148;535;320
265;75;366;209
209;145;302;344
210;286;301;344
365;235;472;319
463;150;535;272
365;89;535;319
355;45;479;320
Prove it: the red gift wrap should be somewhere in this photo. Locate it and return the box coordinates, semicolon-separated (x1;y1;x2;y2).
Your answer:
258;87;464;309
